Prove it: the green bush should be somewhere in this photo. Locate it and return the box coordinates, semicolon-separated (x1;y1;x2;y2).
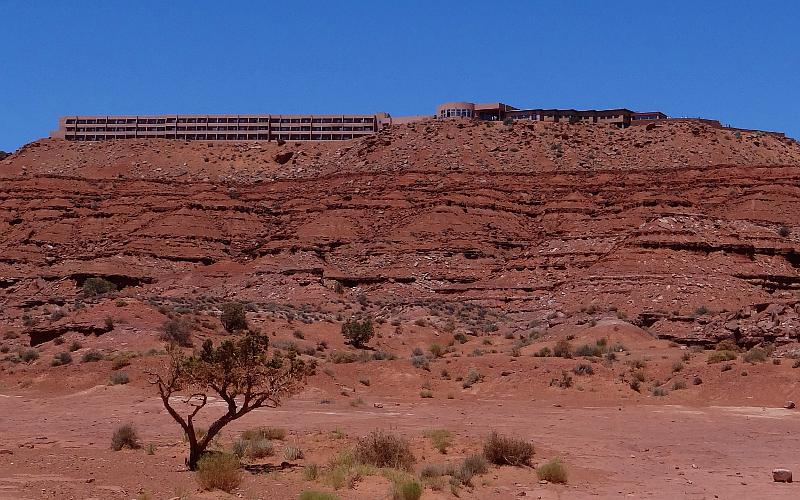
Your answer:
241;426;286;441
109;371;130;385
707;350;737;364
161;318;193;346
428;343;445;358
111;423;141;451
742;347;767;364
462;453;488;475
424;429;453;454
299;492;339;500
354;431;415;471
341;317;374;348
574;344;601;357
83;277;117;297
284;444;304;461
461;368;482;389
196;453;242;492
220;302;247;332
302;464;320;481
483;431;533;466
553;340;572;358
81;350;103;363
20;349;39;363
390;479;422;500
536;458;567;483
51;351;72;366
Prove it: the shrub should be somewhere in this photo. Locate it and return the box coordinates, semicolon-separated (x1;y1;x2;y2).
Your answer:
109;371;130;385
629;380;641;392
68;341;82;352
161;318;193;346
553;340;572;358
410;355;429;370
50;308;66;321
535;347;552;357
302;464;320;481
778;226;791;237
550;370;573;389
81;350;103;363
793;359;800;369
371;350;396;361
715;339;740;352
483;431;533;466
51;351;72;366
629;358;647;369
235;438;273;460
419;389;433;398
358;376;370;386
652;387;668;397
20;349;39;363
284;445;304;461
424;429;453;454
111;353;133;370
299;492;339;500
196;453;242;492
329;351;360;364
742;347;767;364
536;458;567;483
708;350;737;364
111;423;141;450
83;277;117;297
354;431;415;471
241;426;286;441
429;343;445;358
672;380;687;390
572;362;594;376
574;344;601;357
341;317;374;348
461;453;489;475
220;302;247;332
721;363;733;372
390;479;422;500
146;443;156;455
461;368;482;388
672;361;684;373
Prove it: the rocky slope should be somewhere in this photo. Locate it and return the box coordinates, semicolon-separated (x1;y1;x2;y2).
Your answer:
1;119;799;346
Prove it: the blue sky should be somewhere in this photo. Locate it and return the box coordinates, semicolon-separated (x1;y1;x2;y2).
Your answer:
1;1;798;151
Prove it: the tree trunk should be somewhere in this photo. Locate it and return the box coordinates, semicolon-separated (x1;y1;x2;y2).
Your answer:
188;443;202;471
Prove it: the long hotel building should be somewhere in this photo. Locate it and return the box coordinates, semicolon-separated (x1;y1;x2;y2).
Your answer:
51;113;391;142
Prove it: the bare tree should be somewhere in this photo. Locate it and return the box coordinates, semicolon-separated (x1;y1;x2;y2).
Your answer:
147;331;311;470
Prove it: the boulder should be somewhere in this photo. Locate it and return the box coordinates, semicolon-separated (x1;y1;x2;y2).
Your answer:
773;469;792;482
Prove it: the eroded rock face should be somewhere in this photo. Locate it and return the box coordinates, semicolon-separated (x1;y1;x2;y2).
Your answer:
0;119;799;346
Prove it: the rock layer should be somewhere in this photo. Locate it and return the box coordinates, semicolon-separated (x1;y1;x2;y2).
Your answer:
1;119;799;345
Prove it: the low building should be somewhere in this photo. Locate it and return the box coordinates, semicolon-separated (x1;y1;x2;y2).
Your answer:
437;101;668;127
51;113;391;142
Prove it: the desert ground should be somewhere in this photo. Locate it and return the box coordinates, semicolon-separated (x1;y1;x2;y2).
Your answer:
1;118;799;499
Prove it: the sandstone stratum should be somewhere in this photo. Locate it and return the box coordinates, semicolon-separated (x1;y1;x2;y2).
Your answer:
2;119;799;346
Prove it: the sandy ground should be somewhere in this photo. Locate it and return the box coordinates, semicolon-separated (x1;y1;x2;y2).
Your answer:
1;381;799;499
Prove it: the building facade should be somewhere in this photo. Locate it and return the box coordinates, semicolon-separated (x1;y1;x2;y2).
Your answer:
51;113;391;142
436;102;667;127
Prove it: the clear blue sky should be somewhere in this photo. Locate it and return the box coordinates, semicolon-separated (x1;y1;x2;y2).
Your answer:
1;1;798;151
